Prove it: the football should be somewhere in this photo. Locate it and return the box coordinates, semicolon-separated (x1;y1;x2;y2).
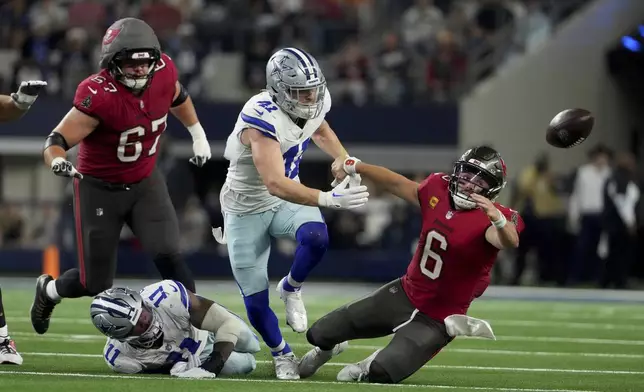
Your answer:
545;108;594;148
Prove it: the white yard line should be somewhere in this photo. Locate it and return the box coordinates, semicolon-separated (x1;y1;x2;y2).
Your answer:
15;339;644;359
0;369;602;392
13;331;644;347
20;352;644;375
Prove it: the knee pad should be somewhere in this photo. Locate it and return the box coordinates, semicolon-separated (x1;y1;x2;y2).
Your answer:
219;352;257;376
369;360;395;384
296;222;329;250
306;319;335;351
235;321;262;354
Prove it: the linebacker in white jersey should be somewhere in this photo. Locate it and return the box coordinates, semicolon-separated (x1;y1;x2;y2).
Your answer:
90;280;260;378
216;47;368;380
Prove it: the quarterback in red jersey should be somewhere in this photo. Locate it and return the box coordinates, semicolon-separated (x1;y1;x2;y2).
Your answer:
30;18;211;336
299;146;524;384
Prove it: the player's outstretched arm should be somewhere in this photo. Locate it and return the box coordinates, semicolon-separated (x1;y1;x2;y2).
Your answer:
312;120;348;160
43;108;98;179
169;81;211;167
187;292;244;375
0;80;47;122
470;194;520;249
337;157;421;207
245;128;369;210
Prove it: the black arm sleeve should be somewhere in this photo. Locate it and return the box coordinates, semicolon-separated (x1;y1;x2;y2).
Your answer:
44;131;70;151
171;82;189;107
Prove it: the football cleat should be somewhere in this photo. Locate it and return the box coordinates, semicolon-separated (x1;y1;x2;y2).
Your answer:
30;274;60;335
0;339;23;365
337;349;381;382
276;276;308;333
273;351;300;380
299;341;348;378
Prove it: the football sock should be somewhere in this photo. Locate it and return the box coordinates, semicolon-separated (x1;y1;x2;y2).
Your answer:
243;290;292;355
285;222;328;292
0;286;6;329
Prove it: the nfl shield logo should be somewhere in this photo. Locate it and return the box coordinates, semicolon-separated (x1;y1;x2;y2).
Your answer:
446;210;454;219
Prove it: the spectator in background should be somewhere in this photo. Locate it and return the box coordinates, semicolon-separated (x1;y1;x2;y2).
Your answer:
331;36;370;106
0;204;24;247
515;0;551;54
511;153;566;285
600;152;639;289
401;0;444;54
374;32;411;105
426;29;466;101
568;144;612;285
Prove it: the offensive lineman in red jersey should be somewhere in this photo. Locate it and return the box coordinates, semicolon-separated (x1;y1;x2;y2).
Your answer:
0;80;47;365
299;146;525;384
30;18;212;335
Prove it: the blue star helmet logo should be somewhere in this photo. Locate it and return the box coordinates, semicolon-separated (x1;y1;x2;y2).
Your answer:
271;56;293;77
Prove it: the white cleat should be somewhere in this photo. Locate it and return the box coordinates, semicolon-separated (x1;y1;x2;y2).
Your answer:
273;352;300;380
299;341;348;378
337;349;381;382
276;276;308;333
0;339;23;365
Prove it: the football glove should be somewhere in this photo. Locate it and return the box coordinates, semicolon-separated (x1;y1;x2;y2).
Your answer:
318;176;369;210
331;156;362;187
50;157;83;179
11;80;47;110
187;123;212;167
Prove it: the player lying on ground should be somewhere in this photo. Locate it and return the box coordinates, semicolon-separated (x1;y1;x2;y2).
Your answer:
31;17;211;337
91;280;260;378
298;146;525;384
0;79;47;365
215;47;368;379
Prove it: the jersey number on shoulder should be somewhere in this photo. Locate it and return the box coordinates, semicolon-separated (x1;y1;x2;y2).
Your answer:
256;100;278;114
90;75;117;93
118;115;167;163
419;230;448;280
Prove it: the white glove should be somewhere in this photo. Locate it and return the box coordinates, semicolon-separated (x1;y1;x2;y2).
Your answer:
173;367;217;379
187;123;212;167
318;176;369;210
331;156;362;187
51;157;83;179
12;80;47;110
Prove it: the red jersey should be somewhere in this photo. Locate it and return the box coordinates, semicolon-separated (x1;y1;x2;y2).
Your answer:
73;53;178;184
401;173;525;320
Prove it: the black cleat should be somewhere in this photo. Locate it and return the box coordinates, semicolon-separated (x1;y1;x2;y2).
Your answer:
30;274;59;335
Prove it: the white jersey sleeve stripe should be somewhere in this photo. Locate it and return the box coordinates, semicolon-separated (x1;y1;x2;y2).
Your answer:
240;113;277;140
171;280;190;311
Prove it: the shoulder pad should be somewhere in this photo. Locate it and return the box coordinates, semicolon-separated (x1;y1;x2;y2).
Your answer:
140;280;191;314
73;74;116;118
239;93;280;140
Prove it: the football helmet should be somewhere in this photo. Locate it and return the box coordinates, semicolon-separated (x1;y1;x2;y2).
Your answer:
449;146;507;210
90;287;163;349
99;18;161;91
266;48;326;120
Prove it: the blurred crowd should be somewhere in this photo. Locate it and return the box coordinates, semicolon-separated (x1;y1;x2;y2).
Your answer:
1;0;587;104
510;145;644;289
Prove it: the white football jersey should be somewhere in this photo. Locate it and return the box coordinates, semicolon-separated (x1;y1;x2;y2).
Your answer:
102;280;209;374
221;89;332;214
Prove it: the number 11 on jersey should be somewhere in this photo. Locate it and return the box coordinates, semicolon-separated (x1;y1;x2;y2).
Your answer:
420;230;447;280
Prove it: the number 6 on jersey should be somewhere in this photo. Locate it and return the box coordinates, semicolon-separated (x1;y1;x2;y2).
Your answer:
419;230;447;280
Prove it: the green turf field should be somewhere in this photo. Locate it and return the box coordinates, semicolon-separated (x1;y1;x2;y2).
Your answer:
1;285;643;392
